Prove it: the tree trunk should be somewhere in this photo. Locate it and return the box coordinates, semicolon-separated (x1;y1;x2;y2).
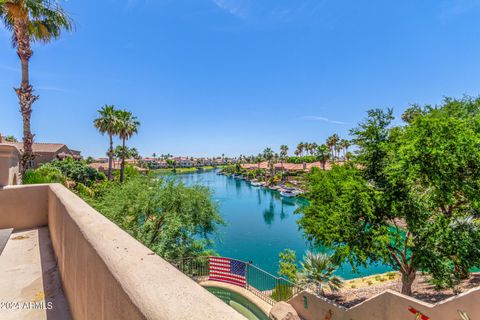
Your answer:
14;20;38;176
108;134;113;180
120;138;126;183
400;270;416;296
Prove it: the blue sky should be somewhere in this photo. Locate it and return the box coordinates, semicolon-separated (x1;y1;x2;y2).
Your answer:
1;0;480;157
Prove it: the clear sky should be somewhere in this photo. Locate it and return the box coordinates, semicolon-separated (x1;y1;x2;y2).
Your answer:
1;0;480;158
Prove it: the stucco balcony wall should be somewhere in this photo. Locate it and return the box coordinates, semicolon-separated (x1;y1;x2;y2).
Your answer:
0;184;245;320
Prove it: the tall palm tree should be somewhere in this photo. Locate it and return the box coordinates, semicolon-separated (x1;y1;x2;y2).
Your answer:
279;145;288;171
299;251;343;296
295;142;304;157
116;110;140;183
340;139;351;160
94;105;118;180
316;144;330;170
1;0;72;175
263;147;274;176
326;134;340;161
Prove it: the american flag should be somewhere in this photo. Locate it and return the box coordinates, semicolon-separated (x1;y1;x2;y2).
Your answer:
209;256;247;287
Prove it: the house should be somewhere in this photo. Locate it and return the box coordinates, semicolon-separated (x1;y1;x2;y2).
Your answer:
2;141;82;168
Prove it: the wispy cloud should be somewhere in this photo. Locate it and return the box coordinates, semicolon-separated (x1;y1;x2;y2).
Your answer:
212;0;250;18
211;0;327;22
300;116;348;125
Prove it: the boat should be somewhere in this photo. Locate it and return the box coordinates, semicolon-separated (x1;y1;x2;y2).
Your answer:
280;190;296;198
249;179;262;186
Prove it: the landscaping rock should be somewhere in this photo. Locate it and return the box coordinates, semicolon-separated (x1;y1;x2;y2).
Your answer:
269;301;301;320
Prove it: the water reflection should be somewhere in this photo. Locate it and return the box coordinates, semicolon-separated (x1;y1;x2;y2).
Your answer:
172;169;391;278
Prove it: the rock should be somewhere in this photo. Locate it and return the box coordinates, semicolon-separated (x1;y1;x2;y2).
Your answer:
269;301;301;320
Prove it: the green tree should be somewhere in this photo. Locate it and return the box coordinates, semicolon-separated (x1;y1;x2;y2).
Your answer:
116;110;140;183
391;97;480;286
94;105;118;181
315;144;330;170
299;99;480;295
166;159;177;171
278;249;298;283
1;0;72;174
299;251;343;295
90;176;224;260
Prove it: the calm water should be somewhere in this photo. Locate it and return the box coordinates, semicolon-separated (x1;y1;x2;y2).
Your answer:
174;169;390;279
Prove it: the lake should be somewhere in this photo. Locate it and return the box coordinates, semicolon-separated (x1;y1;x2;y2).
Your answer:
174;169;390;279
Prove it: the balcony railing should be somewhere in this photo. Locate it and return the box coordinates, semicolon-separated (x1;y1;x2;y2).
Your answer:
171;256;304;305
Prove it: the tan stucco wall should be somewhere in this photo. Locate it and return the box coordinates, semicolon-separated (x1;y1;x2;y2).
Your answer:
0;144;20;187
288;288;480;320
0;184;246;320
48;184;246;320
0;184;49;230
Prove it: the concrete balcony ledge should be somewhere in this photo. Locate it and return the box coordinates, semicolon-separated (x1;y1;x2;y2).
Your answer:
0;184;246;320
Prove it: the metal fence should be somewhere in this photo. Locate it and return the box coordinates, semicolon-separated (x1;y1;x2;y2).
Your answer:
171;256;304;305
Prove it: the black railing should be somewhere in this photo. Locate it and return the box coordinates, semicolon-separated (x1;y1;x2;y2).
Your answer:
171;256;304;305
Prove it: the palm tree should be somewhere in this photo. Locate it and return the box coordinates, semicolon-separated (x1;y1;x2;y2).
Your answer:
263;148;274;176
299;251;343;296
316;144;330;170
326;134;340;161
295;142;304;157
279;145;288;171
116;110;140;183
340;139;351;160
1;0;72;175
94;105;118;180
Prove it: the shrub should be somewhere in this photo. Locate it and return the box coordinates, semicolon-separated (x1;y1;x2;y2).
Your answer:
271;283;294;301
23;164;66;185
50;158;105;186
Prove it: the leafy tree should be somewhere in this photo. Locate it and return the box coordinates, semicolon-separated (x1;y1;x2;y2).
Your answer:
1;0;72;174
391;97;480;285
90;176;224;260
299;251;343;295
94;105;119;180
85;156;95;164
278;249;298;283
115;110;140;183
298;99;480;295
